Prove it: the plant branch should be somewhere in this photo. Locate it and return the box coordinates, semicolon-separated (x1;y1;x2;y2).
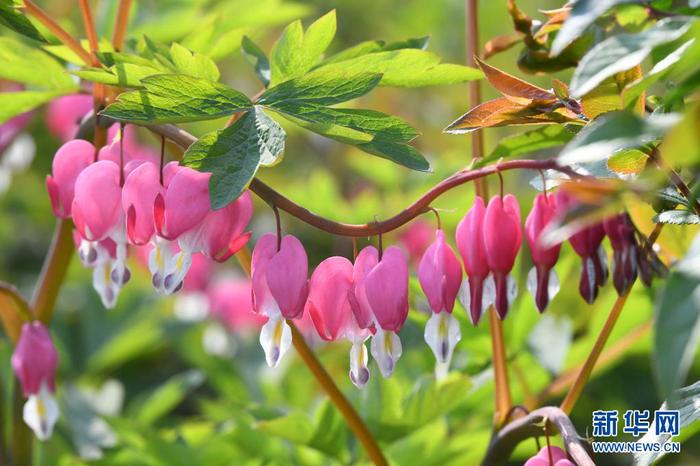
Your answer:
0;283;31;343
649;148;700;215
31;219;74;323
482;406;595;466
560;290;631;415
112;0;133;50
233;247;388;466
144;123;579;236
22;0;93;65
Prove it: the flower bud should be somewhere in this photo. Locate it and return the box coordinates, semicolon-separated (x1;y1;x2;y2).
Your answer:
603;212;638;294
525;193;561;312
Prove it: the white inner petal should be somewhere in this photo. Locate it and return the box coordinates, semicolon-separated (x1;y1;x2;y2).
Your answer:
370;328;402;378
349;341;370;389
23;383;59;441
457;278;471;315
506;274;517;307
424;312;461;367
259;316;291;368
92;261;120;309
482;273;496;314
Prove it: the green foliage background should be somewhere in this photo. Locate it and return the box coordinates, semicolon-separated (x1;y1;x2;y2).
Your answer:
1;0;699;465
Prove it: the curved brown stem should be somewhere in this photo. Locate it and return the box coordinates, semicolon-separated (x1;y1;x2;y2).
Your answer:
112;0;133;50
482;406;594;466
0;283;30;344
144;123;579;236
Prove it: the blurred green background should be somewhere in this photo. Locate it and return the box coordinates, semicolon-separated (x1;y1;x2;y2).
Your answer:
1;0;699;465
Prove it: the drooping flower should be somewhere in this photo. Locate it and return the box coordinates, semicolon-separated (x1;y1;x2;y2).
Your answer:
72;160;131;290
252;233;309;367
162;191;253;294
418;229;462;365
523;445;572;466
525;193;562;312
351;246;408;378
456;196;493;325
603;212;638;295
122;161;163;246
483;194;522;319
46;94;92;141
73;231;123;308
398;219;434;266
208;278;266;334
46;139;94;218
556;190;608;304
11;322;59;441
307;256;372;388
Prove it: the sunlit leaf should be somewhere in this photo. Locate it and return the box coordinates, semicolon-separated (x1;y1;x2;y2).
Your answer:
0;0;46;42
0;37;78;90
134;370;205;425
478;125;574;166
241;35;271;87
654;210;700;225
476;57;555;104
607;148;647;174
0;90;68;125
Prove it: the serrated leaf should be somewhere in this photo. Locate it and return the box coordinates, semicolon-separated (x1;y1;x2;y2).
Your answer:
653;210;700;225
182;107;285;209
0;0;46;42
558;111;678;164
321;40;385;65
271;102;418;142
101;74;252;123
0;37;77;90
478;125;574;167
73;63;161;88
316;48;482;87
270;10;336;85
0;90;67;125
570;18;693;98
258;69;382;106
654;234;700;400
444;97;580;134
551;0;641;56
241;35;271;87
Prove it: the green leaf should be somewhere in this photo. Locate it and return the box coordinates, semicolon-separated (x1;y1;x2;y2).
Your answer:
0;0;46;42
134;370;205;425
478;126;574;167
551;0;642;56
654;233;700;400
607;148;648;174
73;63;162;88
653;210;700;225
570;18;693;98
558;111;678;165
241;35;271;87
315;49;481;88
0;37;77;90
168;43;220;81
270;10;336;85
258;69;382;106
101;74;252;123
256;411;314;444
182;107;285;209
634;380;700;466
0;90;67;125
271;102;418;142
358;138;430;172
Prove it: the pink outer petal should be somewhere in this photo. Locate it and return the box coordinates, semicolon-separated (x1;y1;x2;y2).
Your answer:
418;230;462;313
122;161;163;245
484;194;522;273
72;160;122;241
208;278;266;332
398;220;434;265
523;457;549;466
350;246;379;329
537;446;568;463
46;94;92;141
11;322;58;396
525;193;561;267
306;256;354;341
365;246;409;332
456;196;490;279
199;191;253;261
183;253;213;292
266;235;309;319
251;233;277;315
47;139;94;218
156;166;211;240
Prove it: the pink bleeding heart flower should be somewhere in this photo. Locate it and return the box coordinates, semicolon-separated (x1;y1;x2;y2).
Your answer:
72;160;131;296
556;190;608;304
456;196;492;325
603;212;638;295
208;278;266;333
398;219;434;266
122;161;163;246
523;446;569;466
46;94;92;141
0;111;32;153
352;245;408;377
163;191;253;294
525;193;562;312
483;194;522;319
46;139;94;218
252;233;309;367
11;322;59;441
307;256;372;388
418;229;462;365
